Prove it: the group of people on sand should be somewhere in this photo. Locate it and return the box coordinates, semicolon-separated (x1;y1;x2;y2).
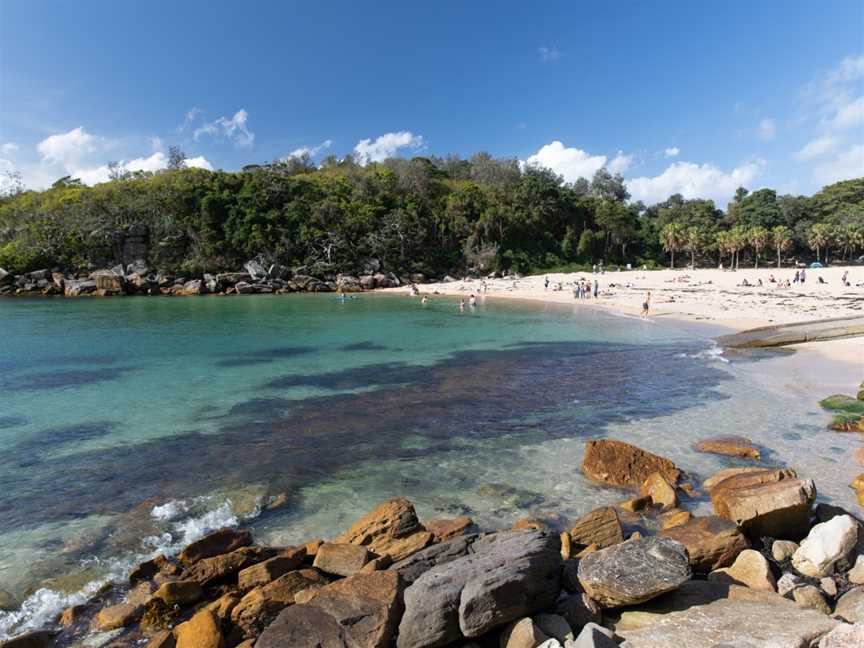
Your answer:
573;278;599;300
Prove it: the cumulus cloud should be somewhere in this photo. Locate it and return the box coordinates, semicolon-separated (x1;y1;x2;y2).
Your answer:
627;159;765;207
538;46;561;62
353;131;424;164
664;147;680;158
825;95;864;130
608;151;634;174
194;109;255;148
74;152;213;185
1;142;19;155
286;139;333;160
525;141;607;183
794;134;839;161
812;144;864;185
37;127;103;167
757;118;776;140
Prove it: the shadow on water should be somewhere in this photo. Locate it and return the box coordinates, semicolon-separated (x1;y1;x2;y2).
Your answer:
339;341;389;352
1;368;130;392
9;422;117;468
0;339;730;533
213;346;313;368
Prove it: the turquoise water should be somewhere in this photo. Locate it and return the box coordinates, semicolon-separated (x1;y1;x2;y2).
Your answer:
0;294;857;639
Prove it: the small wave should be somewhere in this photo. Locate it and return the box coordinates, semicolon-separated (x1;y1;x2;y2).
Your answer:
0;497;260;641
676;344;729;364
605;309;656;323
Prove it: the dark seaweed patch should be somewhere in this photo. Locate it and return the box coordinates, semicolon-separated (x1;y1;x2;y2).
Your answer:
4;368;128;391
267;362;430;391
339;341;389;352
215;346;311;367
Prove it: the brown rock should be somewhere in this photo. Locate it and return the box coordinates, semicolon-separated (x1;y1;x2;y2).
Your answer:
58;604;87;627
139;598;180;632
0;631;57;648
659;510;692;530
127;580;156;606
513;517;547;531
582;439;681;488
708;467;798;499
702;466;769;492
237;549;306;590
576;543;599;558
174;609;224;648
641;472;678;509
230;568;329;635
712;477;816;539
793;585;831;615
853;474;864;507
693;435;761;460
334;498;431;561
253;605;350;648
301;570;404;647
153;580;203;606
178;528;252;565
708;549;776;591
360;555;393;573
560;532;572;560
205;593;240;621
304;539;324;557
854;447;864;467
659;515;750;574
186;546;275;586
423;516;474;542
620;496;653;512
313;543;370;576
93;602;143;630
570;506;624;549
145;630;176;648
130;554;179;582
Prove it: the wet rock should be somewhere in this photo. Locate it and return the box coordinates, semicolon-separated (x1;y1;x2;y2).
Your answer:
772;539;799;562
130;554;179;583
230;568;329;635
144;630;176;648
711;473;816;539
59;604;87;627
424;516;474;542
0;630;57;648
255;604;350;648
178;528;252;565
335;498;433;562
93;602;143;630
397;530;562;648
0;590;16;611
533;613;575;643
313;542;370;577
237;549;306;590
389;534;479;585
569;507;624;549
620;496;652;513
153;580;203;606
835;587;864;623
174;609;224;648
554;592;602;632
693;435;761;460
658;509;691;530
658;515;749;574
707;549;776;592
179;279;202;296
514;517;548;531
205;592;240;621
793;585;832;615
640;472;677;509
702;466;768;492
818;622;864;647
300;570;404;648
615;597;838;647
186;546;274;585
582;439;680;488
793;515;859;577
499;617;549;648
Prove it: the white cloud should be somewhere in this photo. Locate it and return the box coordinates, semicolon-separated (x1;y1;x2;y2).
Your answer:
608;151;634;174
627;159;765;207
794;134;839;161
664;147;680;158
825;96;864;130
286;139;333;159
538;46;561;62
74;152;213;185
757;118;776;140
194;109;254;148
1;142;19;155
812;145;864;185
525;141;607;183
150;137;164;152
353;131;424;164
179;107;203;132
37;127;102;167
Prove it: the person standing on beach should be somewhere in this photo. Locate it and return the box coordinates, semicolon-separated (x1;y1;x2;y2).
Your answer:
593;279;599;298
544;276;549;291
642;291;651;318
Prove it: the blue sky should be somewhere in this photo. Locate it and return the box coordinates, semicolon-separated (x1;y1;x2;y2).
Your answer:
1;0;862;206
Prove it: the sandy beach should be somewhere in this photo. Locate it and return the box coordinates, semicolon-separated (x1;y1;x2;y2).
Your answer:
387;265;864;371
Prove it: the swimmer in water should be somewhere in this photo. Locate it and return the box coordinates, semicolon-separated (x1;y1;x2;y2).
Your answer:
421;295;428;305
469;294;477;307
459;298;465;312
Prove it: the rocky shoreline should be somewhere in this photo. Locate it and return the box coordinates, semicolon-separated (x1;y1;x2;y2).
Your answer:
3;433;864;648
0;260;417;298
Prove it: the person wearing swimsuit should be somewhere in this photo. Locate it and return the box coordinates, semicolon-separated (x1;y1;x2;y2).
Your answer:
642;291;651;318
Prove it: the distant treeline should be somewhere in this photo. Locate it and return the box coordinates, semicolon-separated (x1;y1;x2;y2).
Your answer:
0;152;862;276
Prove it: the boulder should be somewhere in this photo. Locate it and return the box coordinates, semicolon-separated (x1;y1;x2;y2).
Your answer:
640;473;677;509
711;475;816;539
93;602;143;630
235;281;255;294
186;546;275;586
0;631;57;648
153;580;203;606
772;540;799;562
313;543;370;577
792;585;831;615
230;568;329;635
334;498;433;562
244;260;267;279
0;268;10;285
389;534;479;585
835;587;864;623
93;270;126;294
533;613;575;643
577;537;691;608
145;630;176;648
300;570;404;648
424;516;474;542
707;549;776;591
179;279;202;296
237;549;306;590
396;530;562;648
573;622;618;648
130;553;181;582
255;605;351;648
174;609;224;648
569;507;624;549
581;439;680;488
659;515;750;574
818;622;864;647
777;572;806;598
692;435;761;460
702;466;768;492
178;528;252;565
205;593;240;621
615;598;838;647
215;272;251;286
64;279;97;296
792;515;859;577
554;592;602;631
499;617;549;648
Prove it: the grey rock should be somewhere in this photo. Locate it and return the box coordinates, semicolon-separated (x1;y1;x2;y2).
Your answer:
772;539;799;562
396;530;562;648
235;281;255;294
499;617;549;648
835;587;864;623
390;534;479;584
818;622;864;647
64;279;97;296
244;259;267;279
577;537;691;608
821;577;838;598
254;604;349;647
534;613;574;643
554;593;601;632
777;572;806;598
573;623;618;648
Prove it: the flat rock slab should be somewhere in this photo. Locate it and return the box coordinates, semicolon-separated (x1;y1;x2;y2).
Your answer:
582;439;680;488
254;604;350;648
396;530;562;648
716;316;864;348
617;598;839;647
570;507;624;549
577;537;691;608
659;515;750;574
693;435;760;460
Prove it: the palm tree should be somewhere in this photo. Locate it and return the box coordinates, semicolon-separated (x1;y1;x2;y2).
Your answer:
807;223;832;263
684;226;703;268
729;225;749;270
770;225;793;268
748;226;769;269
660;222;686;269
715;231;730;268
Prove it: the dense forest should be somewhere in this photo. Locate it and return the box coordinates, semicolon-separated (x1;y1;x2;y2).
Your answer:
0;151;862;278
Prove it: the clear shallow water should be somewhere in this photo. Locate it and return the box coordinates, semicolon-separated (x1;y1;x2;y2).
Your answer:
0;294;857;638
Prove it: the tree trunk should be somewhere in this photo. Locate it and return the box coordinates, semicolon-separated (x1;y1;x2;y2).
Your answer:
691;250;695;268
777;246;781;268
671;248;675;269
